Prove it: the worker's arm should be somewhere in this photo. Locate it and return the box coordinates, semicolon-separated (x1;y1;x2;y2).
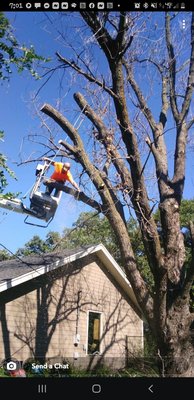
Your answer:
67;174;80;191
66;170;80;191
42;157;55;166
71;179;81;192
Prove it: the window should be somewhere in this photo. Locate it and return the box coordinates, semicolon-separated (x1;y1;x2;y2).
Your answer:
87;311;101;354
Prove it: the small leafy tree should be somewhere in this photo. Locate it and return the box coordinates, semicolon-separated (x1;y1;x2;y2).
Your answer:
15;232;61;257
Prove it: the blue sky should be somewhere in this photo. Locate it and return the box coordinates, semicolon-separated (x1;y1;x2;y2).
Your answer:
0;11;194;254
0;12;93;253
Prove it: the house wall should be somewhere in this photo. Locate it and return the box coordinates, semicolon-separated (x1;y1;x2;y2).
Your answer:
0;255;143;370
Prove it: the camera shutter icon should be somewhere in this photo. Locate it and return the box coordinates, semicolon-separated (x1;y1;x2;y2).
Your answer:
6;361;17;370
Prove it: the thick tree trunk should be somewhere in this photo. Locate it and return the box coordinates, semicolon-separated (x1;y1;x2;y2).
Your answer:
160;344;194;377
158;303;194;377
159;198;185;284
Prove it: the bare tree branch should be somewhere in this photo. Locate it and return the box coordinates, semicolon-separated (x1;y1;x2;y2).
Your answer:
165;12;179;122
56;51;117;99
180;12;194;121
73;91;133;194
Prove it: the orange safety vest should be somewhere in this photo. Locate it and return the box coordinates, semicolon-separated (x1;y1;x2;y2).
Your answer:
50;162;73;183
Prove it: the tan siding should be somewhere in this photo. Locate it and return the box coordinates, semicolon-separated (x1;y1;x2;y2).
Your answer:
0;256;143;369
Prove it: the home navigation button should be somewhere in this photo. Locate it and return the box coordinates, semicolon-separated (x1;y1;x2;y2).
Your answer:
92;384;101;393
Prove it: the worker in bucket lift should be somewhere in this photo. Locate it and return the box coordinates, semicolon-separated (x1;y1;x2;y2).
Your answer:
42;157;80;196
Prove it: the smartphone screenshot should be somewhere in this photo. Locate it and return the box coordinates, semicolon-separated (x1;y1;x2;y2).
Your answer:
0;0;193;397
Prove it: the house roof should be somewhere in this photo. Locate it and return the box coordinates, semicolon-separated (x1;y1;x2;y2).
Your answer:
0;243;142;314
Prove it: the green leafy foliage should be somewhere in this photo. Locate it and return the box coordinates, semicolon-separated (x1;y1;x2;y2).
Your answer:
0;249;11;261
0;132;17;195
0;12;49;81
15;232;61;257
61;211;120;259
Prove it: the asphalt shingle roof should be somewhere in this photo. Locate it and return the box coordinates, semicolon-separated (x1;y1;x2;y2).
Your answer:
0;246;92;282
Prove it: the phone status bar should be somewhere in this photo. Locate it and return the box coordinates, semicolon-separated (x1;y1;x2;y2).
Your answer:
4;2;191;12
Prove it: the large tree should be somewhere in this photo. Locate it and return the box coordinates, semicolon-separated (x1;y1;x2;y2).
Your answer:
23;11;194;377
